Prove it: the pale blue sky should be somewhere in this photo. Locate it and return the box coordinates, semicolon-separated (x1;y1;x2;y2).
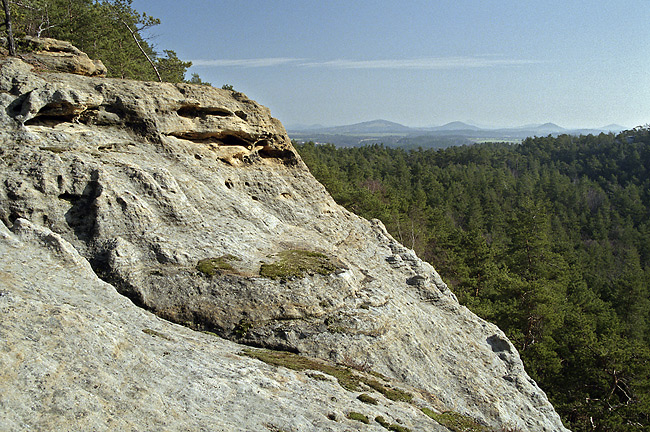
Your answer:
133;0;649;129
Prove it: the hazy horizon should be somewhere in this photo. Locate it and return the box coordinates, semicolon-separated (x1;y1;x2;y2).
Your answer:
133;0;649;130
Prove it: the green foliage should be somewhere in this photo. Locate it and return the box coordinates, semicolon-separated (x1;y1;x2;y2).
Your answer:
259;250;339;280
8;0;192;81
295;127;650;431
156;49;191;83
186;73;212;86
221;84;235;91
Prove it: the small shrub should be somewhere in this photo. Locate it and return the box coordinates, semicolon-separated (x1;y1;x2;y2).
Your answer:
357;393;378;405
347;412;370;424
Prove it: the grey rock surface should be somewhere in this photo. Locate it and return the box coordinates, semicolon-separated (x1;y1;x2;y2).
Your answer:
0;218;449;432
0;54;569;431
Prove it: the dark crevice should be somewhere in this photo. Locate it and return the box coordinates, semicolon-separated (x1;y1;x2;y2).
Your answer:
487;335;512;353
221;134;252;147
25;115;75;126
177;105;234;118
62;179;102;242
258;147;299;165
169;132;253;148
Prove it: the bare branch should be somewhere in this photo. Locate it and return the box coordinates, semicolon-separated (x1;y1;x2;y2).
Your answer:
118;16;161;82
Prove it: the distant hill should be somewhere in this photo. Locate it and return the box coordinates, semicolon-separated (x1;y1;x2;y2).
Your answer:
288;119;628;148
307;119;414;135
428;121;482;132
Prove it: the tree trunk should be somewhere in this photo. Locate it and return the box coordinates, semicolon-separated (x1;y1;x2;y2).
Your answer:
2;0;16;56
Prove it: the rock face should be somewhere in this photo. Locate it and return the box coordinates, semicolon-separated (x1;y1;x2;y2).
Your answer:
0;218;452;431
0;48;569;431
17;36;107;77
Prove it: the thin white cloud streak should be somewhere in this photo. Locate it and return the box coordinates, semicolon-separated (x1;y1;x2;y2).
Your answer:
191;56;542;70
300;57;543;69
191;57;302;67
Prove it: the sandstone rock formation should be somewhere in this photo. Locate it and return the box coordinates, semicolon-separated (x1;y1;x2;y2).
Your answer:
1;218;453;431
17;36;107;77
0;44;569;431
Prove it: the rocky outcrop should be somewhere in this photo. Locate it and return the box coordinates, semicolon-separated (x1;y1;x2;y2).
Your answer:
0;48;569;431
16;36;107;77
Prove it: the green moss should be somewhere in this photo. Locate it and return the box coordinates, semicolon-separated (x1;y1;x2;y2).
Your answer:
259;250;339;280
196;254;240;276
357;393;378;405
243;347;413;407
421;408;491;432
364;378;413;403
347;412;370;424
242;348;362;391
376;416;391;428
307;372;330;381
388;425;412;432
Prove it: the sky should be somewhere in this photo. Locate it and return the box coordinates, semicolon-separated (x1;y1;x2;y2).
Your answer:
132;0;649;129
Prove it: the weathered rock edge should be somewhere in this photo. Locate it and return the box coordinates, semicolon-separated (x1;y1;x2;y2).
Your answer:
0;52;569;431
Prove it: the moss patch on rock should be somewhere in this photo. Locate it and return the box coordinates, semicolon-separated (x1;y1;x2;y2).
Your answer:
347;412;370;424
243;348;362;391
242;348;413;403
421;408;491;432
196;254;240;276
259;250;339;280
357;393;378;405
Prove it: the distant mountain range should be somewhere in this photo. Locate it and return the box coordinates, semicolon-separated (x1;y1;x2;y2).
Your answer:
287;119;628;148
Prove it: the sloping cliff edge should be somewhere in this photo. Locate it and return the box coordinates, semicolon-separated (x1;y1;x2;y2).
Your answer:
0;43;569;431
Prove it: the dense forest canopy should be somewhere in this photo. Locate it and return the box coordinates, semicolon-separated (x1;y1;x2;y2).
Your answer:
296;128;650;431
2;0;194;82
